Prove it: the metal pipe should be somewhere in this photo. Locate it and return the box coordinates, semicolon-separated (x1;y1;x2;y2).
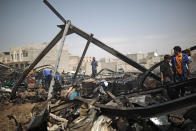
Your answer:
98;93;196;118
73;34;94;83
43;0;66;23
48;20;71;99
75;87;196;118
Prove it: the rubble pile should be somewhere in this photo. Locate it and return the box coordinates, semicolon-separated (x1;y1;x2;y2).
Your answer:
0;64;196;131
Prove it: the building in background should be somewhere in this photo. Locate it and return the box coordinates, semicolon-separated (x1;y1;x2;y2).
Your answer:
1;42;70;72
0;52;10;64
0;42;166;75
127;53;145;63
99;51;162;73
0;43;99;75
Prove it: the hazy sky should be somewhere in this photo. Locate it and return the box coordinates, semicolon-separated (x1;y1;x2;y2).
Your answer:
0;0;196;59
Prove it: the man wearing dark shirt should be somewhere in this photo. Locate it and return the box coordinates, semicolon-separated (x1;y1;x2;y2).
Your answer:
160;55;173;85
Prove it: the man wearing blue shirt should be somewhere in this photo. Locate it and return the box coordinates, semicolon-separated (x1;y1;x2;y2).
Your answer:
171;46;191;96
91;57;98;78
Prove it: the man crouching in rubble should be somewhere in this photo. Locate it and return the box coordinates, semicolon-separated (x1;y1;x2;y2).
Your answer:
160;55;173;85
172;46;191;97
91;57;98;78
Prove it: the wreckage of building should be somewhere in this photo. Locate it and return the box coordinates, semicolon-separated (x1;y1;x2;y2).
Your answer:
1;0;196;131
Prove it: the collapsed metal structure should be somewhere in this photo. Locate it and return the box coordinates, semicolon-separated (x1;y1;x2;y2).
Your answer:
10;0;196;121
10;0;161;99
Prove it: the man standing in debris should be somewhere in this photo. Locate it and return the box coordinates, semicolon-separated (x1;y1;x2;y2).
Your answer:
171;46;191;96
91;57;98;78
160;55;173;85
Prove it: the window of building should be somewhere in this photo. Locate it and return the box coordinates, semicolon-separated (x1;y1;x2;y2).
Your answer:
23;52;28;57
17;54;19;60
22;50;28;57
11;54;13;60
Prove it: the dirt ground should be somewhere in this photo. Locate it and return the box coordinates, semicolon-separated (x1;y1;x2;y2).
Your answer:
0;102;35;131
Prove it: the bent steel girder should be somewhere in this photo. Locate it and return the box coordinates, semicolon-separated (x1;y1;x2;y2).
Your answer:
43;0;160;81
97;93;196;119
124;77;196;97
74;78;196;118
182;45;196;53
116;77;196;98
